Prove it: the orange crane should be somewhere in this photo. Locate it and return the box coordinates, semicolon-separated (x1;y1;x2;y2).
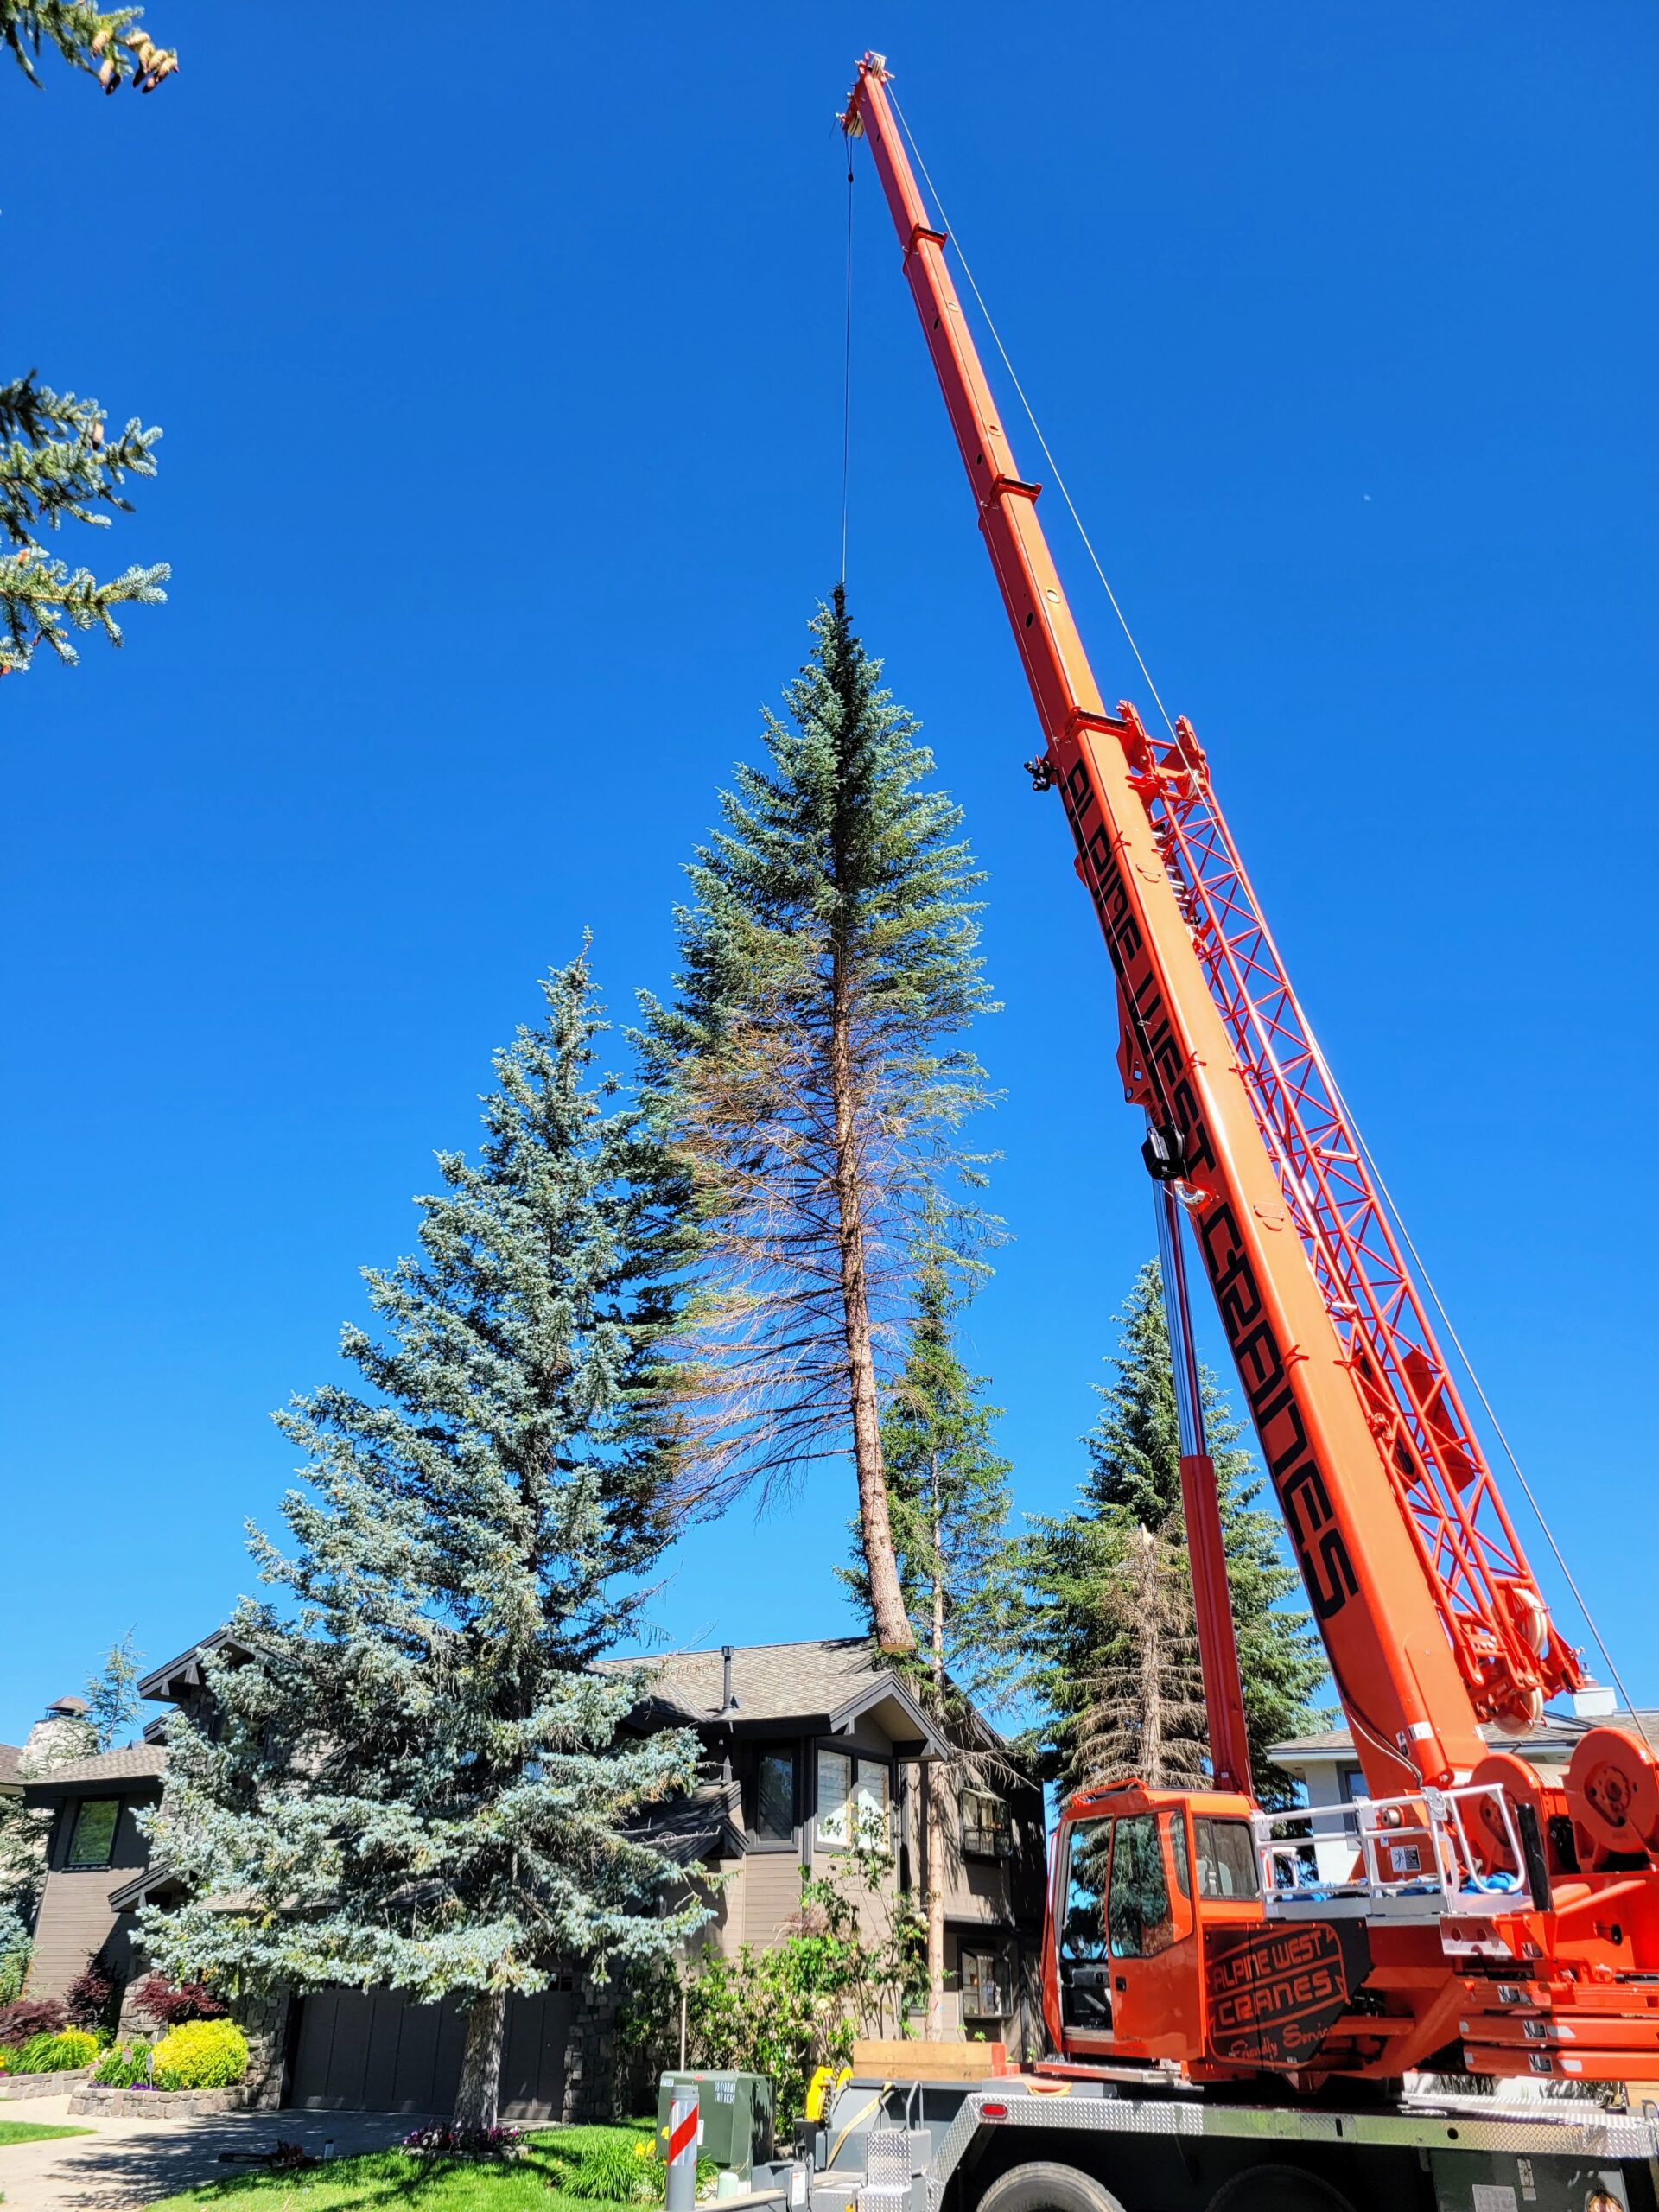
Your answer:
842;51;1659;2091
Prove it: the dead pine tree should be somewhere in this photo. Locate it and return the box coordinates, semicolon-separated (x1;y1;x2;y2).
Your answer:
842;1230;1017;2026
641;591;995;1653
1073;1522;1210;1791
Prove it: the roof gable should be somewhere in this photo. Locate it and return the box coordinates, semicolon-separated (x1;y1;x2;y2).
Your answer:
601;1638;950;1755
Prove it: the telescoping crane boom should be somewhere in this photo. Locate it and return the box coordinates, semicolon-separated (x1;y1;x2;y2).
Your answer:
842;53;1659;2090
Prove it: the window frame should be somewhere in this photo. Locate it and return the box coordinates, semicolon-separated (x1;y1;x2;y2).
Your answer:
959;1788;1013;1862
957;1942;1010;2023
814;1745;893;1853
750;1745;799;1851
66;1797;122;1872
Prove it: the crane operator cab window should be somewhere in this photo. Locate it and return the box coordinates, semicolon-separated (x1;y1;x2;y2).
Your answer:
1058;1816;1114;2030
1108;1813;1179;1959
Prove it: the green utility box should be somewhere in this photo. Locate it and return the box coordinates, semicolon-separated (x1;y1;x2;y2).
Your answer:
656;2071;775;2182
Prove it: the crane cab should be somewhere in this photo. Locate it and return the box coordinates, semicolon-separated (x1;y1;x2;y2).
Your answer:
1042;1778;1268;2075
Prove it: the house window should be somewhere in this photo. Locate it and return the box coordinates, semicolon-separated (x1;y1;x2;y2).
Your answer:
67;1799;120;1870
754;1750;796;1844
816;1750;891;1850
960;1789;1012;1860
958;1945;1008;2022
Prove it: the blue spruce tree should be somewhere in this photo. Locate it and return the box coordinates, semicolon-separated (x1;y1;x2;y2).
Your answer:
142;955;705;2130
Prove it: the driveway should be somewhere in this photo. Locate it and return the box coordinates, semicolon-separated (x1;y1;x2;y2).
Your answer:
0;2092;436;2210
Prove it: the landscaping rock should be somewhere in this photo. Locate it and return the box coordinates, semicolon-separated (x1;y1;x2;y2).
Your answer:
0;2066;92;2100
67;2082;258;2118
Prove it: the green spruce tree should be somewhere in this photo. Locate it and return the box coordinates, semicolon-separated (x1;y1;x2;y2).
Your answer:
641;589;994;1656
2;3;175;90
3;12;175;672
843;1239;1016;2027
1021;1261;1328;1806
141;956;706;2131
84;1630;143;1751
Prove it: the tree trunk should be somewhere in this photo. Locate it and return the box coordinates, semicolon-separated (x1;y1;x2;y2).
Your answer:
1136;1531;1166;1788
925;1459;946;2031
454;1988;507;2134
828;953;914;1654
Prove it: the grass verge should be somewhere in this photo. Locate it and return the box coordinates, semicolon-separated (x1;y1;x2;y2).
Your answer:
0;2120;96;2145
149;2118;661;2210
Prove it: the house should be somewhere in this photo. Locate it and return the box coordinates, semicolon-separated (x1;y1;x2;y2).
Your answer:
14;1633;1046;2122
1269;1682;1656;1883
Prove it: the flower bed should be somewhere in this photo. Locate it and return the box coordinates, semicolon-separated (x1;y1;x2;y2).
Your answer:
67;2082;258;2118
0;2065;93;2100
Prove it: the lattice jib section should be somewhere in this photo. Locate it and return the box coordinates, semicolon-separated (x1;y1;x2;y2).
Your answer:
1114;705;1576;1726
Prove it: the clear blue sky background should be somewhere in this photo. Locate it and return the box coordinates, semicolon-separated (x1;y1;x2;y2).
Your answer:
3;3;1656;1746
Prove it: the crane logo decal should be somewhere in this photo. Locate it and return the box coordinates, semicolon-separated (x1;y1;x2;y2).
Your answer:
1203;1921;1370;2069
1058;753;1359;1624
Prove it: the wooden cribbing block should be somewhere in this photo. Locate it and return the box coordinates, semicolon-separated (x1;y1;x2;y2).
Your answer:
850;2039;1007;2080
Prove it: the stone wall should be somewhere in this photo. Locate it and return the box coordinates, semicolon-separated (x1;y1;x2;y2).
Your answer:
232;1986;290;2111
563;1970;620;2122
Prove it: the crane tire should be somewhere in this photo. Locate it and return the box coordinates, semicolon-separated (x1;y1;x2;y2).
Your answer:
1205;2165;1358;2212
975;2162;1127;2212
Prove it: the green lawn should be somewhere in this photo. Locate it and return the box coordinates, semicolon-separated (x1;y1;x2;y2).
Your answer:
0;2120;95;2145
149;2119;661;2211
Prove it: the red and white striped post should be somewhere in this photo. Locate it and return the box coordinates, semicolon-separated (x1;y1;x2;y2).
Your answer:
666;2085;700;2212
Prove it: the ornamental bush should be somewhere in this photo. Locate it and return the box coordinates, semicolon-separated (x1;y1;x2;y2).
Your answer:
130;1975;226;2026
10;2028;99;2073
0;1998;67;2047
92;2040;154;2088
150;2017;247;2089
569;2136;659;2203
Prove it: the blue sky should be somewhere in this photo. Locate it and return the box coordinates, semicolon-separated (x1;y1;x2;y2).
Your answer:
3;3;1656;1746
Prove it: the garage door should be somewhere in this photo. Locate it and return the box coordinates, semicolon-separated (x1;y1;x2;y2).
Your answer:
287;1986;573;2120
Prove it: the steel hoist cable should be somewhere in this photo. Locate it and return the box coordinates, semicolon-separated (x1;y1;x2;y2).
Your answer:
885;86;1647;1745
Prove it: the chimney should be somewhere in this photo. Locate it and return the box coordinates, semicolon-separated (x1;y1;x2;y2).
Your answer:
1569;1681;1618;1719
720;1645;738;1715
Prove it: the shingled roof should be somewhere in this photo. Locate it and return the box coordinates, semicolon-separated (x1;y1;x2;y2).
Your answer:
20;1742;168;1800
602;1637;950;1754
1270;1711;1659;1766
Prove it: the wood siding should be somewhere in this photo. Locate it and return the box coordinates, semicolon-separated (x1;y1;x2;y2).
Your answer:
28;1799;152;1999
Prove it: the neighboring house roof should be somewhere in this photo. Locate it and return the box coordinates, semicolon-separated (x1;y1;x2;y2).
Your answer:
630;1780;747;1866
20;1742;168;1803
1270;1711;1659;1768
602;1637;949;1756
137;1629;238;1708
0;1744;22;1790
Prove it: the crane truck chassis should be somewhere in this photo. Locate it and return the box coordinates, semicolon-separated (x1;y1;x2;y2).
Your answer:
748;2068;1659;2212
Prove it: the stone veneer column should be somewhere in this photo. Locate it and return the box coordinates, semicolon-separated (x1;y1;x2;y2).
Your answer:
562;1971;621;2122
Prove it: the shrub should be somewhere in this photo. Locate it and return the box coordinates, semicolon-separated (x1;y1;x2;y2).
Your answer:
0;1999;67;2048
10;2028;99;2074
92;2040;154;2088
0;1908;31;2006
569;2136;660;2203
403;2122;526;2161
64;1963;120;2033
130;1975;227;2027
150;2017;247;2089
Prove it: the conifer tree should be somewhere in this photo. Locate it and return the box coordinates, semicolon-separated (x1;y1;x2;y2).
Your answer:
1020;1261;1328;1806
842;1241;1016;2027
641;590;994;1656
3;11;175;672
84;1631;142;1751
2;3;175;91
141;957;706;2132
0;377;166;671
